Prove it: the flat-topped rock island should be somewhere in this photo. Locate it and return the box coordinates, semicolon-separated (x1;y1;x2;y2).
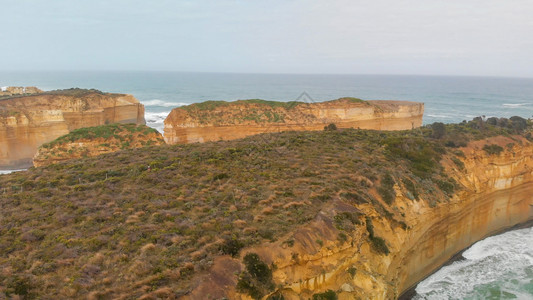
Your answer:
0;88;145;169
164;98;424;144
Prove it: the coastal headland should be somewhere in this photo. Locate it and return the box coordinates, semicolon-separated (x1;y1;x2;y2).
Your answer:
33;123;165;167
1;110;531;299
164;98;424;144
0;88;145;169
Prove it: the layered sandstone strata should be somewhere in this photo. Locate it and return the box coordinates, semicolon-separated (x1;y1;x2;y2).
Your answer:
33;123;164;167
0;89;145;169
183;136;533;299
164;98;424;144
0;86;42;97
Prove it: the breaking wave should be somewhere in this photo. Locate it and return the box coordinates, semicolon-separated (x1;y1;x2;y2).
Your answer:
414;226;533;299
502;103;530;108
0;169;26;175
144;111;171;134
142;99;189;108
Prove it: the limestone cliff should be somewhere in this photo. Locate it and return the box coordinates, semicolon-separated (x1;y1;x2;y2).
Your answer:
0;86;42;97
164;98;424;144
1;120;531;300
33;124;165;167
0;88;145;169
184;136;533;300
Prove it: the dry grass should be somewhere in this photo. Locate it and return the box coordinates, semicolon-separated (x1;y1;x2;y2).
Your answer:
0;117;530;298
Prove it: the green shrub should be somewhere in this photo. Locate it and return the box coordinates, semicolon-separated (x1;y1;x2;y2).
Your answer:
437;179;455;196
365;216;374;238
451;156;465;171
237;253;274;299
431;122;446;139
220;238;244;257
337;232;348;243
312;290;337;300
401;177;419;200
365;217;389;255
347;266;356;277
5;275;34;298
378;173;396;205
482;144;504;155
333;211;360;231
324;123;337;131
384;137;441;178
370;236;390;255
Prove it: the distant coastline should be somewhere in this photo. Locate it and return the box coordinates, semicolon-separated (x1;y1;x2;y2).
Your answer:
1;72;533;131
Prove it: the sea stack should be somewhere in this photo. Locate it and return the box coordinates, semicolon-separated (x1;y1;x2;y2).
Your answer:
0;88;146;169
163;98;424;144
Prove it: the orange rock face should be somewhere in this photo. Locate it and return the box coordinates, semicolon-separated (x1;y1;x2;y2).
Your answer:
0;89;145;169
182;136;533;300
164;98;424;144
0;86;42;96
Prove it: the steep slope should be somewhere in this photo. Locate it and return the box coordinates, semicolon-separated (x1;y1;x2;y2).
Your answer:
33;124;165;167
0;117;531;299
0;88;145;169
164;98;424;144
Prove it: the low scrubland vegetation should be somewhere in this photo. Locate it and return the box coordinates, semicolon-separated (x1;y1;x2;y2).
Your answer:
0;116;530;298
0;88;108;101
176;97;368;125
42;123;162;149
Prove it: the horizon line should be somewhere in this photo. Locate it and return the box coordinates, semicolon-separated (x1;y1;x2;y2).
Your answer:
1;70;532;80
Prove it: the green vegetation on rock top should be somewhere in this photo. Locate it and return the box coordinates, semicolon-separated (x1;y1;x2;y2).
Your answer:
179;97;367;112
41;123;160;149
0;116;530;299
43;88;107;96
179;99;305;112
0;88;110;101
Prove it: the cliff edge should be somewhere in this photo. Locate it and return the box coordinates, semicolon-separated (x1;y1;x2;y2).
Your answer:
33;123;165;167
0;117;530;299
164;98;424;144
0;86;42;97
0;88;145;169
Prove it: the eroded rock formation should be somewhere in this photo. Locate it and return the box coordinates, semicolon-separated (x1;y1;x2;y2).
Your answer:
184;136;533;299
33;124;165;167
0;89;145;169
164;98;424;144
0;86;42;97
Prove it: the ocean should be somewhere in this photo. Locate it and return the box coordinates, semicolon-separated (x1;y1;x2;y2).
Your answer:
414;226;533;300
1;71;532;298
1;71;533;133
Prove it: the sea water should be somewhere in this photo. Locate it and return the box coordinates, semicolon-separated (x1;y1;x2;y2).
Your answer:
1;72;533;133
414;226;533;299
0;72;532;297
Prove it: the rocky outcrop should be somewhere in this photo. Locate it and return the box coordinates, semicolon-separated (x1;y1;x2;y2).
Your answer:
0;86;42;97
0;89;145;169
164;98;424;144
184;136;533;299
33;124;165;167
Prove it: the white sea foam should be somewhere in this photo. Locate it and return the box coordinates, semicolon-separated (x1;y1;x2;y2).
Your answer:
503;103;530;108
0;169;26;175
143;99;189;108
1;86;7;92
414;226;533;299
144;111;171;133
427;114;454;119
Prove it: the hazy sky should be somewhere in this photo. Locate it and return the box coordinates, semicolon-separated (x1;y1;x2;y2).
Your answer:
1;0;533;77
